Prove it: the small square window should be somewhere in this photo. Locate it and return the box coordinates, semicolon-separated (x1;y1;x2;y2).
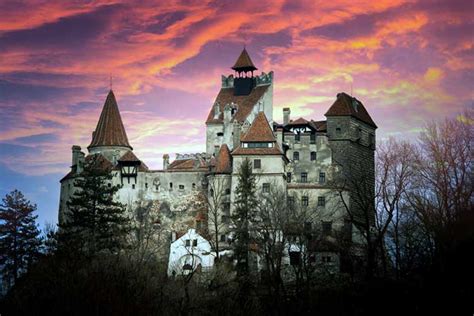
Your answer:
262;183;270;193
132;184;135;189
145;183;148;189
179;184;185;190
293;151;299;161
322;221;332;235
304;222;312;231
286;172;292;183
254;159;261;169
302;196;309;206
220;234;226;242
192;183;196;189
311;152;317;161
310;133;316;144
192;239;197;247
225;188;231;195
295;133;300;142
318;196;326;206
318;196;326;207
185;239;190;247
289;251;301;266
221;215;229;224
336;127;341;134
301;172;307;183
319;172;326;184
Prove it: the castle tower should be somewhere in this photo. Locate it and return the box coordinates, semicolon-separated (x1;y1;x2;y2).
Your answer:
232;48;257;96
88;90;132;162
325;92;377;224
206;48;274;155
230;111;288;214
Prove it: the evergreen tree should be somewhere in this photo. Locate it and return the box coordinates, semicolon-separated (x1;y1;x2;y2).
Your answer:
232;158;259;276
0;190;42;288
59;155;130;257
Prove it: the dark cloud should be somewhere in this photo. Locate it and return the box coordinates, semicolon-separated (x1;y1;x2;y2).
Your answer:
145;11;187;34
11;133;59;144
0;79;83;103
0;4;122;51
421;20;474;47
373;43;444;75
304;14;378;40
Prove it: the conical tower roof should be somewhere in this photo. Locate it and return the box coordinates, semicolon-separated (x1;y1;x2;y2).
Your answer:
88;90;132;150
232;48;257;72
241;112;275;142
215;144;232;174
325;92;377;128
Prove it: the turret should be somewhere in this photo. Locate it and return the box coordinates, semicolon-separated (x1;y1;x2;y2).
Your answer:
71;145;85;173
283;107;291;125
163;154;170;170
87;90;132;160
232;48;257;96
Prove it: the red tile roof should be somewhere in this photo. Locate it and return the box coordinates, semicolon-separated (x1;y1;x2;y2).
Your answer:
88;90;132;150
215;144;232;174
241;112;275;142
233;112;285;156
287;117;309;125
168;159;195;170
86;153;114;171
167;157;209;172
325;92;377;128
232;48;257;72
310;120;327;131
118;151;149;171
205;85;270;124
232;145;284;156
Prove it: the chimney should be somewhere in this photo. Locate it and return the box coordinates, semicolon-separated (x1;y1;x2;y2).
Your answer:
72;145;84;174
72;145;81;167
163;154;169;170
224;104;232;123
77;151;85;174
283;108;291;125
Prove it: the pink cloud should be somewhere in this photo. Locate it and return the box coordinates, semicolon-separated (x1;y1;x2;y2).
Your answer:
0;0;472;176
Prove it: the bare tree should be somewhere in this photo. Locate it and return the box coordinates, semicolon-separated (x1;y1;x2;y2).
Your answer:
374;138;417;277
407;111;473;271
203;175;230;262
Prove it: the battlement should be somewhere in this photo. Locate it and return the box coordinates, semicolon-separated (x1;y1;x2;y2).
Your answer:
221;71;273;88
175;153;211;161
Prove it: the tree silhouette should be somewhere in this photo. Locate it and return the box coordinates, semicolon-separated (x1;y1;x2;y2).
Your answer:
59;155;130;257
0;190;42;289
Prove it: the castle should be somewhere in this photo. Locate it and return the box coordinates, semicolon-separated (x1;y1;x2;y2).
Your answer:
59;48;377;273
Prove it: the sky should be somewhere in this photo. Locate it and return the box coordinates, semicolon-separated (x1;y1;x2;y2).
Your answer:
0;0;472;227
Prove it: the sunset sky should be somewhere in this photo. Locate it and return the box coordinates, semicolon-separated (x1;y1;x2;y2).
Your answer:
0;0;472;226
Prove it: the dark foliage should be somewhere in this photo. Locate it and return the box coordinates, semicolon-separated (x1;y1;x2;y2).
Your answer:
0;190;42;291
58;156;130;256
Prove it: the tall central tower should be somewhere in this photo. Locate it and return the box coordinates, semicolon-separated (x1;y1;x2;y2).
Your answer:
205;48;274;155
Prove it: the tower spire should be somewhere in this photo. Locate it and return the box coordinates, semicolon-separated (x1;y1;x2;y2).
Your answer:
231;47;257;73
88;90;132;150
